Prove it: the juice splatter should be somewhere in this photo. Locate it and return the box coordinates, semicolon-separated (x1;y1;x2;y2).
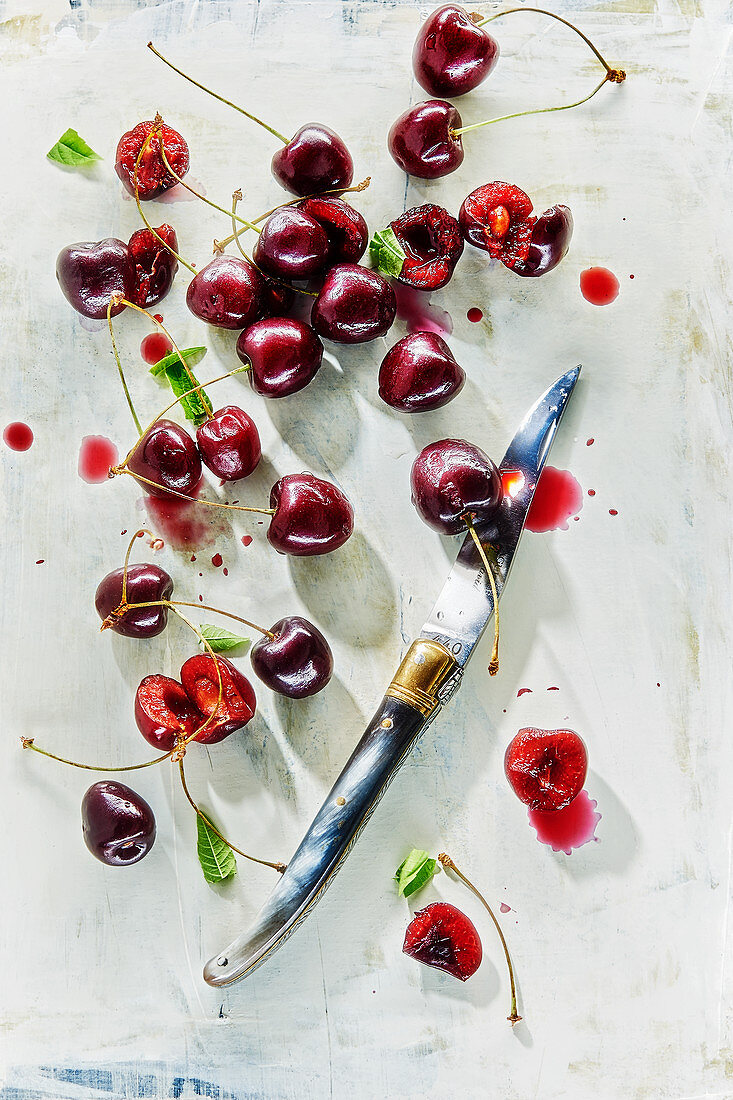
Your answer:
3;422;34;451
528;790;601;855
580;267;619;306
78;436;119;483
526;467;583;532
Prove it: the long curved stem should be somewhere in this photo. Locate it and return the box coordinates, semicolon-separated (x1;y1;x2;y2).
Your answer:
120;529;151;607
229;191;317;299
133;120;196;274
107;300;143;435
158;143;261;235
110;466;275;516
110;598;275;641
451;74;612;138
22;737;174;773
464;517;500;675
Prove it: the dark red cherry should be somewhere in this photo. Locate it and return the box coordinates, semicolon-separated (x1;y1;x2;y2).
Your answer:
236;317;324;398
268;473;354;556
403;901;482;981
388;100;463;180
180;654;256;743
82;781;156;866
95;562;173;638
115;119;189;200
186;256;264;329
413;5;499;97
250;616;333;698
128;224;179;307
379;332;465;413
196;406;261;481
134;674;203;751
271;124;354;196
459;182;535;267
410;438;502;534
513;205;574;278
311;264;396;344
253;207;330;281
505;727;588;811
297;197;369;264
127;418;202;499
389;204;464;290
56;239;135;320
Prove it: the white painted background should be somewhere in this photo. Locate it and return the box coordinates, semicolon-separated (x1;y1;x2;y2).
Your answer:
1;0;731;1096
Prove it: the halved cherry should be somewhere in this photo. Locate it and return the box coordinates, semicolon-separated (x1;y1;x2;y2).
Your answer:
134;674;203;751
297;196;369;264
504;727;588;811
180;655;256;743
128;224;179;307
459;182;535;268
389;203;464;290
403;901;482;981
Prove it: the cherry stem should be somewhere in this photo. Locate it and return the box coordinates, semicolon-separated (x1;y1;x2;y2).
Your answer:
464;517;500;676
157;142;261;235
112;598;275;641
147;42;290;144
167;606;228;743
451;73;614;138
111;466;276;517
22;736;173;773
230;190;317;300
107;299;143;436
121;528;152;606
133;119;197;274
438;853;521;1026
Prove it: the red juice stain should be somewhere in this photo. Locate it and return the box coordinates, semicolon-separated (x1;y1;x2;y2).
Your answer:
140;332;173;365
547;686;559;691
78;435;119;484
499;902;512;914
241;535;253;548
525;467;583;532
517;687;532;697
223;567;228;576
586;438;594;446
36;559;44;565
629;274;635;280
467;307;483;323
528;790;601;855
153;314;164;324
3;422;34;451
587;489;596;497
190;554;196;562
211;553;223;567
394;284;453;336
609;508;618;516
580;267;620;306
143;494;228;551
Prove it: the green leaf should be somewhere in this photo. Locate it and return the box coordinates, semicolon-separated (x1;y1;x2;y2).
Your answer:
47;128;102;168
149;348;210;426
369;227;406;280
196;813;237;883
200;624;251;654
149;346;207;377
394;848;440;898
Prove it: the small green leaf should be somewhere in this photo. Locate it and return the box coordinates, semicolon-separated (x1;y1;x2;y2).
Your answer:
200;624;251;654
196;813;237;883
369;227;406;280
149;346;207;377
47;128;102;168
150;348;210;426
395;848;440;898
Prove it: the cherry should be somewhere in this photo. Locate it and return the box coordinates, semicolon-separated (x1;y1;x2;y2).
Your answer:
413;5;499;97
128;224;179;307
95;562;173;638
513;205;574;278
271;124;354;197
56;239;135;319
186;256;264;330
268;473;354;556
403;901;482;981
81;781;156;866
410;439;502;535
196;406;261;481
180;654;256;743
134;674;203;751
115;118;189;200
311;264;397;344
297;197;369;264
504;727;588;811
127;419;202;499
459;182;535;267
253;207;330;281
250;616;333;698
389;204;464;290
387;100;463;180
379;332;465;413
236;317;324;398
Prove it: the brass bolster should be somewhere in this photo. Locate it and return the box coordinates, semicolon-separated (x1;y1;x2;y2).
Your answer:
385;640;458;717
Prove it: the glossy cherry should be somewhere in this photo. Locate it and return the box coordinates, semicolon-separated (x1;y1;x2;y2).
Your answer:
134;674;203;751
81;781;156;866
379;332;465;413
388;100;463;180
250;617;333;698
253;207;330;281
237;317;324;398
128;224;179;307
389;204;464;290
180;654;256;743
513;205;574;278
403;901;482;981
459;182;535;267
311;264;396;344
186;256;264;329
196;406;261;481
95;562;173;638
268;473;354;556
504;727;588;811
127;419;202;499
410;439;502;535
413;5;499;97
115;118;189;199
297;197;369;264
271;124;354;197
56;239;135;320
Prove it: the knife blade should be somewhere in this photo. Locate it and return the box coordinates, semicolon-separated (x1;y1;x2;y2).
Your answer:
204;365;581;987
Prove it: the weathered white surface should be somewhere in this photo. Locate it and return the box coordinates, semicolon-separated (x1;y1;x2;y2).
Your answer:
1;0;731;1096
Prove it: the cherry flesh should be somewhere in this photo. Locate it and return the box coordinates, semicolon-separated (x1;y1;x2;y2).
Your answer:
180;654;256;743
413;5;499;97
196;406;261;481
127;419;202;499
237;317;324;399
388;100;463;180
513;205;574;278
311;264;396;344
128;224;179;307
410;438;502;535
505;727;588;811
379;332;465;413
56;239;135;320
135;674;203;751
253;207;330;281
115;119;189;200
268;473;354;556
250;616;333;698
271;124;354;197
186;256;264;330
297;197;369;264
403;901;482;981
95;562;173;638
82;781;156;866
390;204;464;291
459;182;534;268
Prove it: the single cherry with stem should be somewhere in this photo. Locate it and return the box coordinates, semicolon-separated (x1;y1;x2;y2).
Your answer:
236;317;324;399
95;530;173;638
311;264;397;344
115;114;189;199
379;332;466;413
513;205;574;278
403;901;483;981
412;5;500;97
253;207;330;282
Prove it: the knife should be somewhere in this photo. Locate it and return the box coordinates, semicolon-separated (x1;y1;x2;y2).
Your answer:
204;365;581;987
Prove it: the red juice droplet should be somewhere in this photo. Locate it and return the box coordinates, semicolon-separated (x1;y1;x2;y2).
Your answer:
140;332;173;365
547;686;559;691
241;535;253;548
211;553;223;567
609;509;618;516
499;902;512;914
528;790;601;855
467;307;483;323
78;436;119;484
394;284;453;336
143;495;228;551
586;438;594;446
3;422;34;451
526;467;583;532
153;314;164;324
587;489;596;497
580;267;620;306
223;567;228;576
36;559;44;565
517;687;532;697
